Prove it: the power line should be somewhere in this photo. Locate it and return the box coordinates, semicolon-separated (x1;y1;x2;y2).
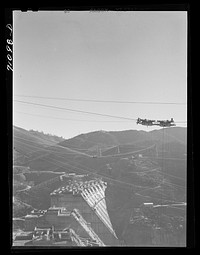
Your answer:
14;137;160;191
133;192;183;204
14;135;56;147
13;135;185;203
98;144;156;158
128;169;160;175
42;141;188;191
14;127;93;157
142;170;186;188
160;180;186;189
14;135;79;155
47;156;150;190
47;153;184;202
143;156;187;161
14;129;186;181
14;131;154;160
13;135;157;189
14;100;187;123
153;169;186;181
14;100;137;121
14;111;133;123
14;135;157;172
14;95;187;105
13;135;119;175
14;136;91;159
14;128;92;160
13;120;186;191
163;131;186;144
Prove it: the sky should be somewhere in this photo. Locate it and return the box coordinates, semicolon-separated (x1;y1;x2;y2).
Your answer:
13;11;187;139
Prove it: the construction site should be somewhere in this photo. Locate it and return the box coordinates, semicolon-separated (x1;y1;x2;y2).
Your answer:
13;174;121;246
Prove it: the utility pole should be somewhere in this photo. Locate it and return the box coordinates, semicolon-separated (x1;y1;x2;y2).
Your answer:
155;145;158;158
97;145;101;157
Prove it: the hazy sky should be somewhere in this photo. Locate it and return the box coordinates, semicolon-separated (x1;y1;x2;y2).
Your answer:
13;11;187;139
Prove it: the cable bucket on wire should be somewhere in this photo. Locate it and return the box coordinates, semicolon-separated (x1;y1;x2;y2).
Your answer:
137;118;176;127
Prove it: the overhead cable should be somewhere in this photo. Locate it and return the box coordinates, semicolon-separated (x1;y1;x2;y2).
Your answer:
14;94;187;105
14;100;137;121
14;100;187;123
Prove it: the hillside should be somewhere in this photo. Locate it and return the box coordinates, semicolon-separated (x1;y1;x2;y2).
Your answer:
59;130;119;150
13;126;187;175
13;126;65;164
59;127;186;149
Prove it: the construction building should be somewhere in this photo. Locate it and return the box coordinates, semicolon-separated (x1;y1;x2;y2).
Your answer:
14;175;120;246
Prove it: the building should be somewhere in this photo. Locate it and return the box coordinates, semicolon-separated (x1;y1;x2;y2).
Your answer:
15;208;107;246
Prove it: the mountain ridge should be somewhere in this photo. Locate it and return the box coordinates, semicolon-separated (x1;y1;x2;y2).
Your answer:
59;127;187;149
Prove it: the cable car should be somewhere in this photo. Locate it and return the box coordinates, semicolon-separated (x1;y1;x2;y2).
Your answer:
156;118;176;127
137;118;155;126
137;117;176;127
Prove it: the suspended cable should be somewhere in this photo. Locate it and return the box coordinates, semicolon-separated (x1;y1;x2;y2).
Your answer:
160;180;186;189
143;156;186;161
14;135;55;147
14;94;187;105
14;128;158;160
134;193;183;204
14;127;91;157
38;154;147;190
14;126;113;151
14;135;186;190
14;137;185;203
47;147;187;191
97;144;156;158
168;206;186;211
14;111;133;123
13;137;161;192
14;100;138;121
14;136;156;176
46;154;180;200
13;136;79;156
163;131;186;144
14;100;187;123
14;138;110;175
150;169;186;181
125;168;160;174
13;124;186;196
129;168;185;182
